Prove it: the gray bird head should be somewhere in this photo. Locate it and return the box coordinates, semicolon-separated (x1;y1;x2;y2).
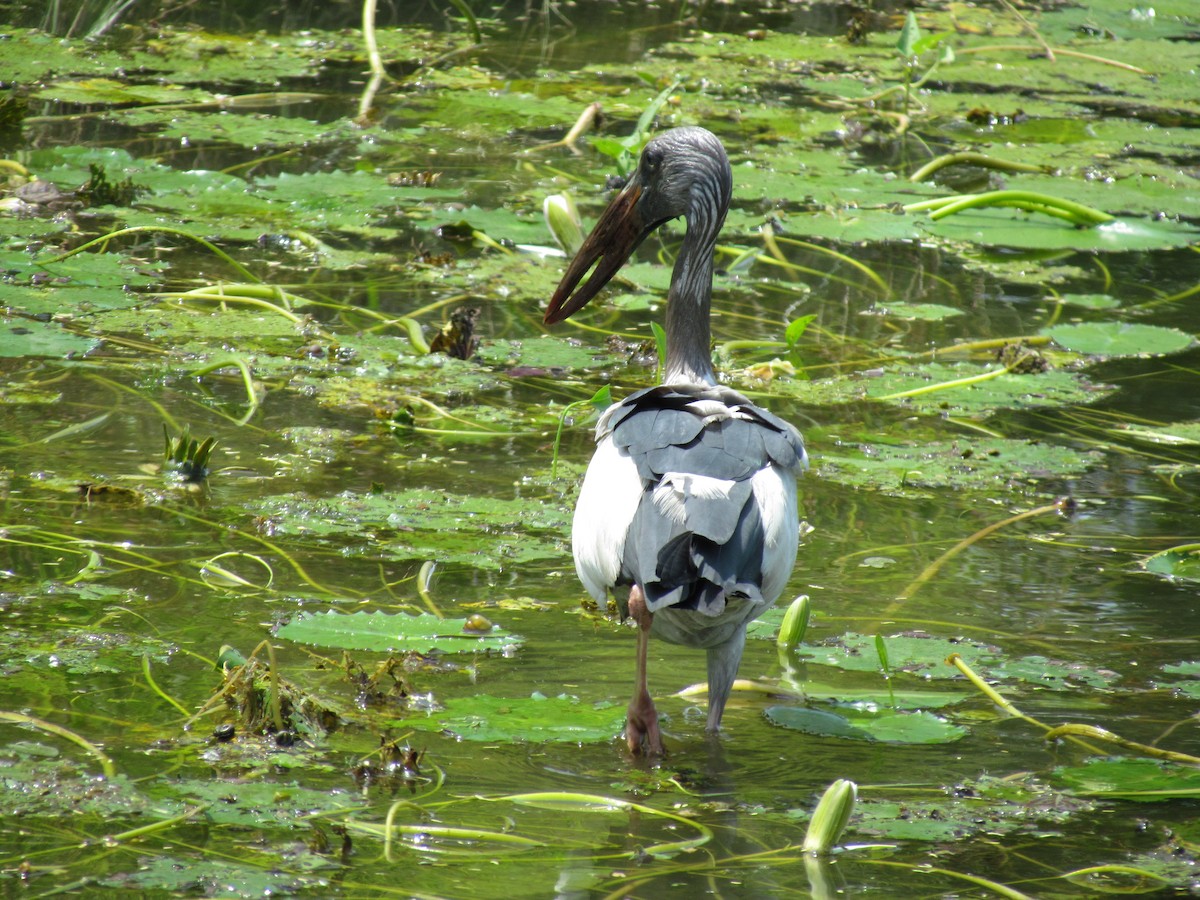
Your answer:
544;126;732;325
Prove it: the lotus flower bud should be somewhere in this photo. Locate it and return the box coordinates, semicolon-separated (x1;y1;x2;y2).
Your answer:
777;594;811;652
802;778;857;854
543;193;583;255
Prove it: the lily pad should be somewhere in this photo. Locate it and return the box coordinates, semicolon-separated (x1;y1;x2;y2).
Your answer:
0;318;100;359
765;705;965;744
829;773;1086;842
1044;322;1195;358
863;302;964;321
405;693;625;743
1142;545;1200;582
1054;757;1200;800
276;610;523;654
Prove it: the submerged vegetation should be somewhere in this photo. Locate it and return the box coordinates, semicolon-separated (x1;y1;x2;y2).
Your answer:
0;0;1198;896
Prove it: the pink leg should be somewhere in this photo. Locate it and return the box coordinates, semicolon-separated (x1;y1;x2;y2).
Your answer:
625;585;664;756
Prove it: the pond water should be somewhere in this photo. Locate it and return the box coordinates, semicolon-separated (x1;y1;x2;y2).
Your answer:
1;0;1199;896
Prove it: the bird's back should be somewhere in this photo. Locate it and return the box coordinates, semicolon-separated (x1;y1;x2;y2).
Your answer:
572;383;806;638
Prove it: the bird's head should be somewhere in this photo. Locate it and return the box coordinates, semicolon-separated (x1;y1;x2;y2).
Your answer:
543;126;732;325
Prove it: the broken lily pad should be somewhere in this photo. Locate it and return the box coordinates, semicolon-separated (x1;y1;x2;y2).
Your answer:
817;437;1098;495
794;632;1119;692
404;693;624;743
1142;545;1200;582
246;489;569;573
795;362;1113;417
276;610;522;654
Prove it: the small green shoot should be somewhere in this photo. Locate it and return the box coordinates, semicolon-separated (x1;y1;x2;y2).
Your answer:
875;634;897;708
162;425;217;482
650;320;667;383
784;316;816;349
590;79;681;176
550;385;612;478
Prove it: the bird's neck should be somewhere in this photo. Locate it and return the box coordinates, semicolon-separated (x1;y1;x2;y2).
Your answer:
663;213;719;387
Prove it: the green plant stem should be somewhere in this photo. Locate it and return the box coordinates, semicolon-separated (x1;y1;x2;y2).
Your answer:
101;805;209;844
141;655;191;716
909;152;1049;183
948;654;1105;755
858;858;1036;900
44;226;260;282
875;358;1028;401
1042;723;1200;765
0;711;116;778
761;231;890;295
159;285;306;323
86;373;181;432
957;44;1148;74
189;356;261;422
889;499;1068;608
1060;865;1172;890
416;560;443;619
905;191;1113;226
443;0;482;43
361;0;384;79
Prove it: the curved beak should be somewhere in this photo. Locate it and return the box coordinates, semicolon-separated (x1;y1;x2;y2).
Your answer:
543;180;649;325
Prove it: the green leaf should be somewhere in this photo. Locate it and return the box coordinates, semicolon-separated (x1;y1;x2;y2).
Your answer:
896;11;921;57
405;694;625;743
276;610;523;653
785;314;816;347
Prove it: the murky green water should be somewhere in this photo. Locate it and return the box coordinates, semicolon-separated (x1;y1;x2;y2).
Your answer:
1;0;1199;896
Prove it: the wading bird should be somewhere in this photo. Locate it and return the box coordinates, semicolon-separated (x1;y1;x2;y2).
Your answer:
544;127;807;754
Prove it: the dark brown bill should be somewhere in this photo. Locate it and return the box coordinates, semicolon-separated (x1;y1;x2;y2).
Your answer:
543;181;647;325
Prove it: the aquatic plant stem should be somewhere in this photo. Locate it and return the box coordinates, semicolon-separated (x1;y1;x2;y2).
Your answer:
949;654;1117;755
0;712;116;778
44;226;260;283
904;191;1113;226
101;805;210;844
875;352;1041;401
909;152;1049;183
760;229;890;295
886;499;1068;612
416;560;443;619
443;0;482;43
141;655;191;717
857;859;1036;900
189;356;261;422
1041;723;1200;765
958;44;1148;74
361;0;384;79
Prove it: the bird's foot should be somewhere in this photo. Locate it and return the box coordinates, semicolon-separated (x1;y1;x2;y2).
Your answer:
626;696;665;756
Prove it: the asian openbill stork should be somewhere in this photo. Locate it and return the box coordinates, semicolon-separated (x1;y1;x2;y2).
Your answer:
544;126;807;755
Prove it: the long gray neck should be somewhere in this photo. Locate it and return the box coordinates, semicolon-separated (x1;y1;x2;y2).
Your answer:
663;195;723;386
